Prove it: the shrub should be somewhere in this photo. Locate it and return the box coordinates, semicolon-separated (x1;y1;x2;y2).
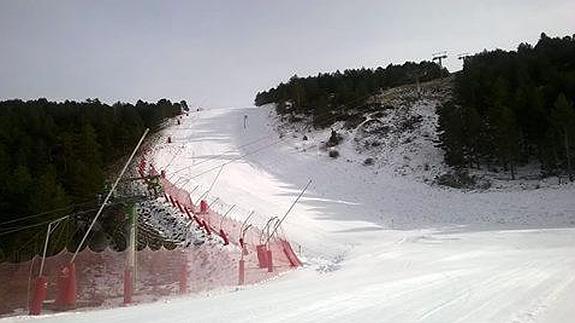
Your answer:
436;170;476;189
327;130;343;147
363;158;374;166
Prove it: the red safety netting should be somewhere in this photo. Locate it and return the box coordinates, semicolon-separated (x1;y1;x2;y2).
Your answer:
0;157;302;318
148;163;302;270
147;162;302;283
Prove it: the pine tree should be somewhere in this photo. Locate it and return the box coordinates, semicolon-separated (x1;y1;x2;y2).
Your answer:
551;93;575;179
29;167;70;216
436;102;466;167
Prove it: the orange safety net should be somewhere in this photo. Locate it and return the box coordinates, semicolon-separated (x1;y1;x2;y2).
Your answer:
0;157;302;318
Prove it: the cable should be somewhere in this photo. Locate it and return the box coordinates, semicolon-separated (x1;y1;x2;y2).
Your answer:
0;200;132;236
0;215;70;237
163;146;184;171
0;199;96;228
166;91;375;180
180;136;289;182
167;135;272;179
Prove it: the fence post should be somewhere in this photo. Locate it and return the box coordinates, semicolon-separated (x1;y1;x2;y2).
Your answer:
56;263;77;308
238;259;245;285
123;268;133;304
202;220;211;236
256;245;268;269
266;249;273;273
29;276;48;315
219;229;229;246
200;200;208;214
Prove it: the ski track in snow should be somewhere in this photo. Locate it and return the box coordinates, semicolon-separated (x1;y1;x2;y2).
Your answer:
8;106;575;323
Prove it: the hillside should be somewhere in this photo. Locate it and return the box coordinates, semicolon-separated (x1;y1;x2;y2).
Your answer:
258;34;575;187
12;104;575;322
271;76;571;192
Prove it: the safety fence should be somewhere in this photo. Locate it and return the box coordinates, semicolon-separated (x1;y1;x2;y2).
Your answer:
145;160;302;283
0;155;302;318
146;162;302;265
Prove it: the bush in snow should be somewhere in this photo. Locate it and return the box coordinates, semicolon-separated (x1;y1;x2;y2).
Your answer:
327;129;343;147
435;170;491;189
329;150;340;158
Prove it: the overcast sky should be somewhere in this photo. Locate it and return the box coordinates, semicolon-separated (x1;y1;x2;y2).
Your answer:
0;1;573;108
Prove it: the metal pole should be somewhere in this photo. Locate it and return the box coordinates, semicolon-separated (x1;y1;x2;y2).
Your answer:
207;197;220;209
39;215;68;276
207;165;224;193
219;204;236;229
38;222;52;277
127;204;137;283
265;179;312;245
195;190;209;206
188;185;200;196
239;210;255;235
71;128;149;263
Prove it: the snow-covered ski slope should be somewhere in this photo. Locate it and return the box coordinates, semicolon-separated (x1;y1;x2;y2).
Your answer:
11;106;575;323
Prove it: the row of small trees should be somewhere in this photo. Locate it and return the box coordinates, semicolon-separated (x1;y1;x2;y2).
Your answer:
437;33;575;179
255;61;448;128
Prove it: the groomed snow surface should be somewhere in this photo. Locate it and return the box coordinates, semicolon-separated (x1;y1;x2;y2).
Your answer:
8;106;575;323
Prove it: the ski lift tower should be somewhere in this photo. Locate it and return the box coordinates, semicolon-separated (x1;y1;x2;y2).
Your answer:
457;53;471;63
432;51;448;68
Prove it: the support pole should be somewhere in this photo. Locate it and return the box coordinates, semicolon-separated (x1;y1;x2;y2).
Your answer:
265;179;312;245
71;128;149;264
30;216;67;315
124;204;137;304
238;259;245;285
39;222;52;277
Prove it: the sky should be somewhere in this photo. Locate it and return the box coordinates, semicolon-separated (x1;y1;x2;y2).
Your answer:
0;1;573;108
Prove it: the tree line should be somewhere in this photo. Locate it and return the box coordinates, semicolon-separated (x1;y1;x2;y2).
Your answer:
255;61;448;128
0;98;184;261
437;33;575;179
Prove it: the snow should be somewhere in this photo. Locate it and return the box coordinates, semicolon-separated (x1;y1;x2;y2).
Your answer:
6;104;575;323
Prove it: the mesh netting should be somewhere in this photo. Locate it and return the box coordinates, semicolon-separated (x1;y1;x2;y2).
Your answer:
0;158;301;317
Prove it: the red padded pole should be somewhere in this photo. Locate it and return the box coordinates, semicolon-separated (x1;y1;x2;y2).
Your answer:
256;245;268;269
219;229;229;246
202;220;211;235
56;263;77;307
200;200;208;214
238;259;245;285
266;249;273;273
29;276;48;315
123;268;133;304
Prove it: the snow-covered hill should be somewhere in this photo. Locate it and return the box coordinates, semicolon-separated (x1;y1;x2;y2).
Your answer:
9;101;575;322
272;77;452;184
274;77;574;192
